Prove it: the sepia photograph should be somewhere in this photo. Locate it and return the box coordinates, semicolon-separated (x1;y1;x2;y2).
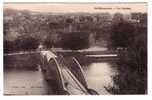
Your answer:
3;2;147;95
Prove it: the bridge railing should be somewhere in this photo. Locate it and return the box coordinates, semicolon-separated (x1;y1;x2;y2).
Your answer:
39;51;90;94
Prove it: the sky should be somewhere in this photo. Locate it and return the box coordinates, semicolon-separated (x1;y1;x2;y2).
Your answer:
4;3;147;14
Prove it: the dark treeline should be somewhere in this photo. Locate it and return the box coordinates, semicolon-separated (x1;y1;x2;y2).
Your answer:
4;9;112;52
106;13;147;94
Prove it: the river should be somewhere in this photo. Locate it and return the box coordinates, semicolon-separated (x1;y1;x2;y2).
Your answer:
82;62;117;94
4;61;117;95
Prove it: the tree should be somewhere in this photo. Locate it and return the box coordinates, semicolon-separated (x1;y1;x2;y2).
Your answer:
15;35;40;51
4;40;16;53
60;32;90;50
110;18;135;49
112;13;124;24
43;33;61;48
107;17;147;94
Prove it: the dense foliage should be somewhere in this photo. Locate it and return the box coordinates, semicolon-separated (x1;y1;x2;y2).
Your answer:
60;32;90;50
110;21;135;49
107;13;147;94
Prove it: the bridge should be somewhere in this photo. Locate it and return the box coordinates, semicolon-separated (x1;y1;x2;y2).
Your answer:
4;50;119;95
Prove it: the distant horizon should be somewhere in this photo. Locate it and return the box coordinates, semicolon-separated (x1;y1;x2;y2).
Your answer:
4;3;147;14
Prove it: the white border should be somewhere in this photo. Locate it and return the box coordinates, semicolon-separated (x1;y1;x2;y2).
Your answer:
148;0;152;96
0;0;3;97
1;0;151;100
3;0;149;3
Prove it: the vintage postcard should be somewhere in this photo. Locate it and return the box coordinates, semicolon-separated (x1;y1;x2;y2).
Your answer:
3;2;147;95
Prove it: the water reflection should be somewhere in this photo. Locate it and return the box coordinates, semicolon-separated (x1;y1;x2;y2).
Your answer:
4;68;52;95
82;62;117;94
4;62;117;95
